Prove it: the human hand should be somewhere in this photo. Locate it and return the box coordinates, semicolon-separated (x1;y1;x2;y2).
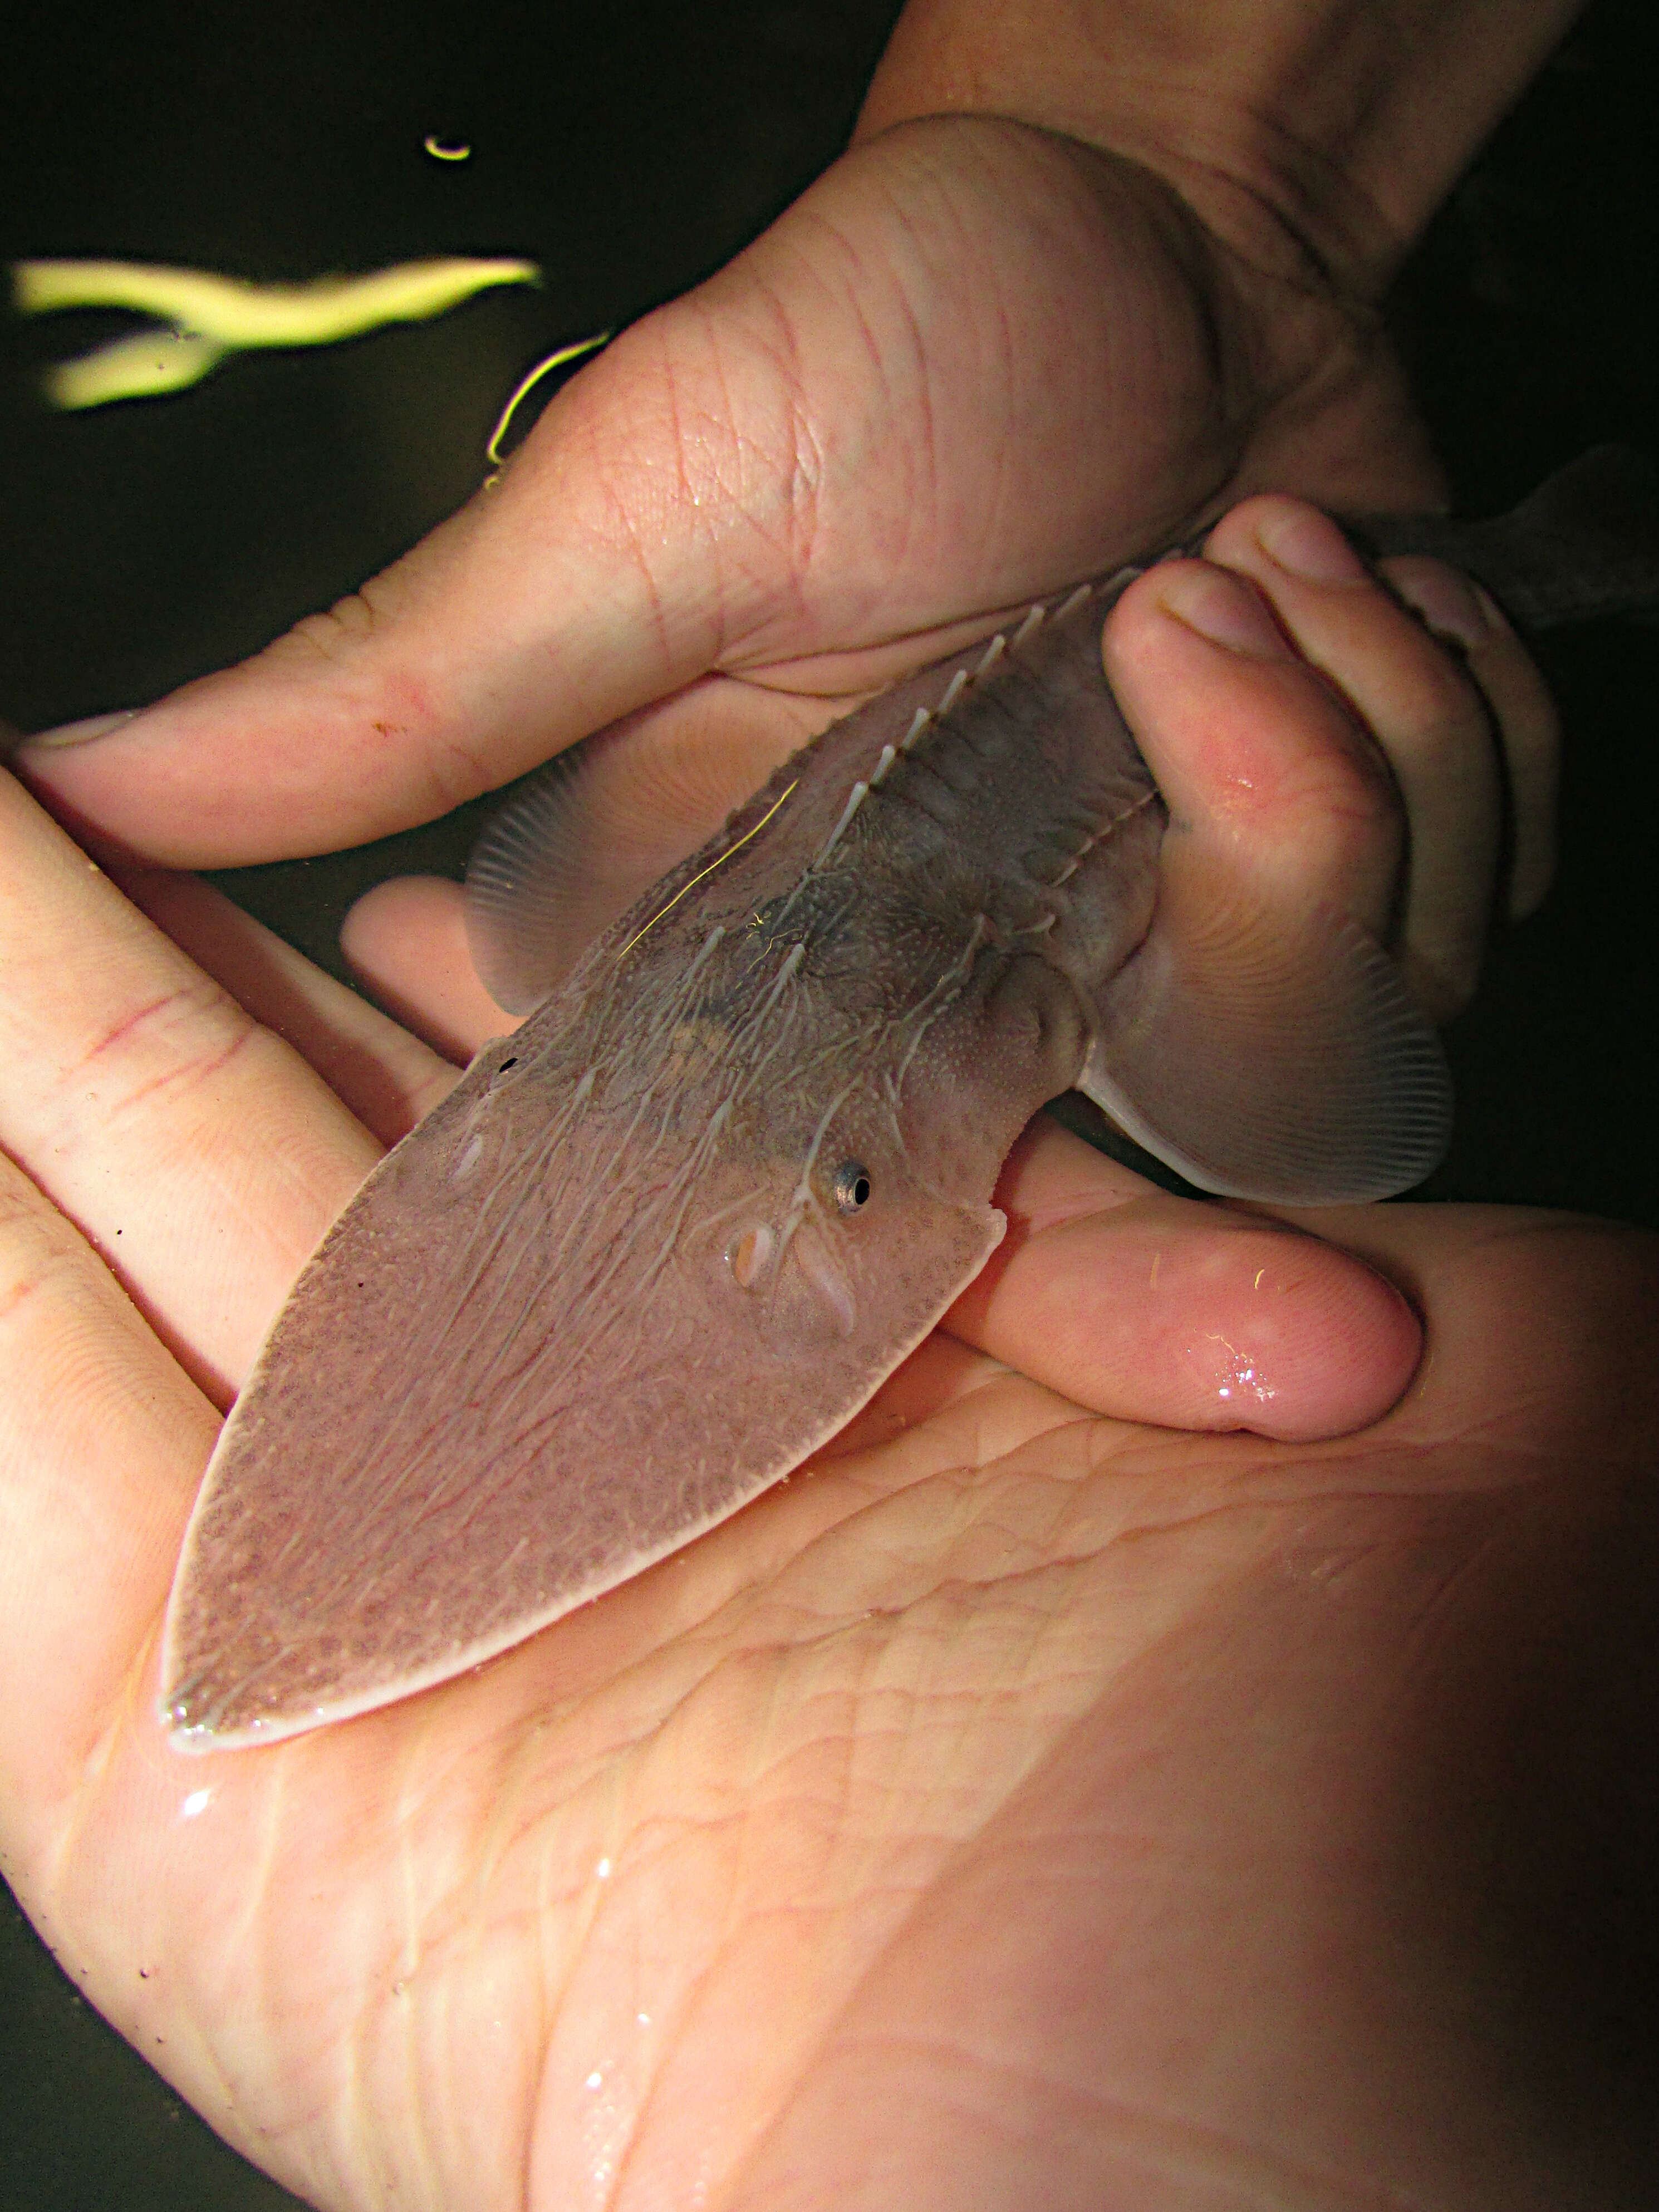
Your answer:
16;112;1551;1038
2;552;1626;2210
4;774;1655;2211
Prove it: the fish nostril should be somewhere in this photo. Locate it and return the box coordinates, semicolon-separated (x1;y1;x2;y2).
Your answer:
728;1225;774;1289
833;1161;872;1213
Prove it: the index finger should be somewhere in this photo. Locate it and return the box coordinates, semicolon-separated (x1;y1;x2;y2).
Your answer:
948;1116;1421;1444
0;771;444;1399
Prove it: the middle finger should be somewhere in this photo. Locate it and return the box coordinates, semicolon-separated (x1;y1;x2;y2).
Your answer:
1201;497;1506;1020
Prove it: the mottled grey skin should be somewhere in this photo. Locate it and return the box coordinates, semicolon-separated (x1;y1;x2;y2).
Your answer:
160;450;1659;1748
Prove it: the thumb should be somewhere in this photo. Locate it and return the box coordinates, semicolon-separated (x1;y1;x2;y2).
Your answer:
17;121;1243;869
14;311;763;866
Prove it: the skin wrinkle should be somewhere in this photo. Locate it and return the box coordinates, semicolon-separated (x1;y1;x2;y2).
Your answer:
236;1754;302;2077
285;590;387;663
1179;109;1384;300
562;1802;724;2201
1090;129;1402;494
761;186;953;623
887;60;1402;307
603;1948;728;2210
973;274;1024;570
27;980;365;1310
712;293;821;527
382;1806;434;2177
46;1611;161;1875
0;1198;78;1331
1380;1534;1511;1709
556;337;696;677
1019;134;1252;517
773;222;901;582
721;283;829;599
780;381;829;596
9;1230;1583;2212
713;1748;1208;2211
336;1959;386;2211
416;1923;494;2204
0;1410;180;1804
63;977;234;1077
125;869;463;1137
711;418;820;641
904;180;979;549
769;2028;1437;2212
89;1010;259;1132
513;1539;1092;2141
665;319;727;538
450;1919;537;2208
525;1842;569;2210
651;306;804;612
418;713;507;826
587;1823;754;2174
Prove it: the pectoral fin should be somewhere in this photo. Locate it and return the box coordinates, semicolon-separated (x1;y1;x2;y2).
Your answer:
1078;871;1451;1205
466;699;802;1010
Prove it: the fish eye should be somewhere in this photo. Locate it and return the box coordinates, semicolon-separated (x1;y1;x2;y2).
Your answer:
833;1160;872;1213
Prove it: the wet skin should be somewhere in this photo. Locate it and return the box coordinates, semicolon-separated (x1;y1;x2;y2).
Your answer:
159;543;1465;1746
8;518;1653;2206
4;102;1603;2210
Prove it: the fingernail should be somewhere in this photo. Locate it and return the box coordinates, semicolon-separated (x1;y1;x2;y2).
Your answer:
1471;582;1513;635
1160;567;1293;659
1388;563;1496;650
22;709;140;750
1256;506;1368;584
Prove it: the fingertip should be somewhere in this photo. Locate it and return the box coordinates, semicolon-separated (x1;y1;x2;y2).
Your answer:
1063;1207;1421;1442
341;875;515;1065
18;709;143;752
1506;828;1558;922
1219;1225;1423;1442
1375;553;1495;652
1213;494;1371;587
953;1140;1423;1443
1142;561;1295;662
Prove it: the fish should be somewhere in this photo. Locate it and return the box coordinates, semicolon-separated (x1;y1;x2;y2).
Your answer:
160;448;1659;1749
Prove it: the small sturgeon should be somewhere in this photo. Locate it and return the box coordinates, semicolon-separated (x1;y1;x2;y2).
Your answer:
162;450;1659;1747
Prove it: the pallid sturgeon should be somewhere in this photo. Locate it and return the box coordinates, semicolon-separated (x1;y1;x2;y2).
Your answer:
161;449;1659;1748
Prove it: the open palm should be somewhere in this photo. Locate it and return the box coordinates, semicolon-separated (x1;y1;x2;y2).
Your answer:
5;564;1653;2208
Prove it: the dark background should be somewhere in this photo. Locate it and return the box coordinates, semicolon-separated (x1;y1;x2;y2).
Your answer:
1;1;1655;2204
